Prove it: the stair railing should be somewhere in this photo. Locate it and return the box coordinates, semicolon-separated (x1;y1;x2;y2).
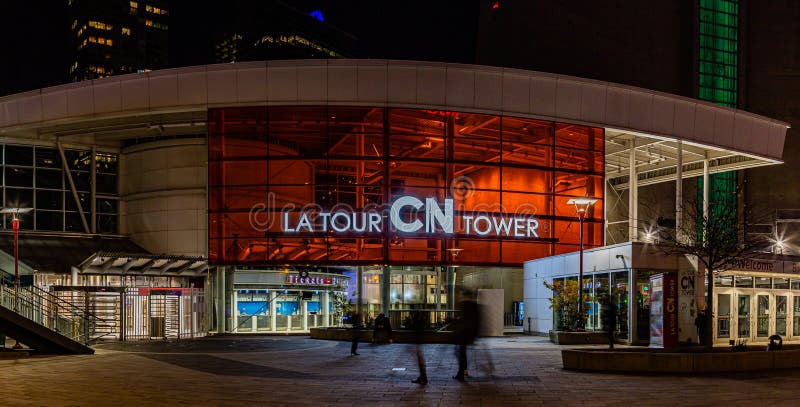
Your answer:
0;274;110;345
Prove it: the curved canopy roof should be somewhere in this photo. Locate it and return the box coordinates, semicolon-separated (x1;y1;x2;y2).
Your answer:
0;59;788;185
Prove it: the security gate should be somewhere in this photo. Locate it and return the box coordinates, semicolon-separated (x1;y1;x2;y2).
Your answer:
52;286;205;341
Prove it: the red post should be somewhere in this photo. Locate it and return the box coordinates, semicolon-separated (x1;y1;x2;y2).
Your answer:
577;210;585;331
12;217;19;310
12;217;22;349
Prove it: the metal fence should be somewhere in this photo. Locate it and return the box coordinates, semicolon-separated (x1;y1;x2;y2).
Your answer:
52;287;206;341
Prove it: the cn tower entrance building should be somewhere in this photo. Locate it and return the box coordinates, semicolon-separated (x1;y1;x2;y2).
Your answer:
0;60;786;339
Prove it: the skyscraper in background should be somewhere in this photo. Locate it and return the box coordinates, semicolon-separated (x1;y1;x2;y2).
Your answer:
68;0;169;81
476;0;799;249
696;0;739;234
213;0;356;63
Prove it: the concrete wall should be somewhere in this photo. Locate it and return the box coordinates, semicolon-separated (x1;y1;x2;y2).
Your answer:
524;242;694;337
121;138;207;256
477;289;504;337
459;266;521;313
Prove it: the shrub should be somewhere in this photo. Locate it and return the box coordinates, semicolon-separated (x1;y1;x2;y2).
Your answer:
543;279;589;331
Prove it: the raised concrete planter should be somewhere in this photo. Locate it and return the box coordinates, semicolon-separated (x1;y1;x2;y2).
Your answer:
310;327;459;344
0;349;30;359
562;348;800;373
549;330;609;345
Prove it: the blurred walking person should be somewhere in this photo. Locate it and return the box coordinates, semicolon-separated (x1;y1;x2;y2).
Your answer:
601;295;617;349
453;290;479;382
350;313;361;356
410;311;428;385
373;313;392;344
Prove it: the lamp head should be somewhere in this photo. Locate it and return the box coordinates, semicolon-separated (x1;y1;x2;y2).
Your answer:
1;207;32;216
566;198;597;220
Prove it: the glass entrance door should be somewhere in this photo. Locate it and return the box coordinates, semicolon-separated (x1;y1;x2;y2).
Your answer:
717;293;731;338
756;295;770;338
776;295;787;336
794;296;800;337
738;294;750;338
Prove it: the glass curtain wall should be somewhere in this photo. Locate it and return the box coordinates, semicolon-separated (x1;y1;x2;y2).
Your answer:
0;144;119;233
551;269;629;338
208;106;604;267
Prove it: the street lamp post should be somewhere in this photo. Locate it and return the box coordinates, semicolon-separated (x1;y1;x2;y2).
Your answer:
567;198;597;332
1;207;32;349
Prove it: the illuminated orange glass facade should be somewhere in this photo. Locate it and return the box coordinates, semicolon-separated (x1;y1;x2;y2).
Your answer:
208;106;604;267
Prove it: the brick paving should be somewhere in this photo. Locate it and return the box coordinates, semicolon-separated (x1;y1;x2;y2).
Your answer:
0;335;798;406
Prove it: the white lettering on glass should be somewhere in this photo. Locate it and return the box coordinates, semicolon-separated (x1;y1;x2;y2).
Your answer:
391;196;424;233
280;195;540;239
425;197;453;234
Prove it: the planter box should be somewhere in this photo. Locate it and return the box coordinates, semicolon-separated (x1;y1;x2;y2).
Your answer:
562;348;800;373
549;330;609;345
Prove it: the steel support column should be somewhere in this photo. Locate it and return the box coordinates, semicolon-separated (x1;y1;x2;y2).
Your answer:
446;266;455;310
216;267;226;333
676;141;683;242
269;290;277;331
356;266;364;322
703;159;710;221
629;138;638;242
380;265;391;315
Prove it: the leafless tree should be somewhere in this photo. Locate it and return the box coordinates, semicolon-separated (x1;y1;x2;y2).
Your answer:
656;199;771;349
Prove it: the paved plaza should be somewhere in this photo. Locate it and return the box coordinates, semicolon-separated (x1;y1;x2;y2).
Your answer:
0;335;798;406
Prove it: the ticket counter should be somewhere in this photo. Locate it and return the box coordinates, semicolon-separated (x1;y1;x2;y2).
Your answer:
230;270;348;333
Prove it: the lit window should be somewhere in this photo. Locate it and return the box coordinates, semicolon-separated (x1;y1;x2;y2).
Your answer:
130;1;138;7
71;20;77;30
145;19;153;27
89;36;97;43
122;27;131;35
145;4;152;12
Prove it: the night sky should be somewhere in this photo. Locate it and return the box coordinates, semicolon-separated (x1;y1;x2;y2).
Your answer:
0;1;481;96
0;1;71;96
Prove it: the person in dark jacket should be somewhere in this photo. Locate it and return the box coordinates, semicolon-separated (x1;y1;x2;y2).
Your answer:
350;313;361;356
695;307;708;346
453;290;480;382
373;313;392;344
410;311;428;385
600;295;617;349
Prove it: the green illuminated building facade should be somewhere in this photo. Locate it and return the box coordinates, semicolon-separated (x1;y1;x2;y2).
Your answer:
698;0;739;216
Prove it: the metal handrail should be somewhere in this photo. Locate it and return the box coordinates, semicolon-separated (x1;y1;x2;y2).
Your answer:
0;271;105;322
0;277;109;345
1;284;92;343
0;274;110;324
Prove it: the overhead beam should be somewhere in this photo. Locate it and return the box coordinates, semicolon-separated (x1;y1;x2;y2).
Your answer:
57;141;91;234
